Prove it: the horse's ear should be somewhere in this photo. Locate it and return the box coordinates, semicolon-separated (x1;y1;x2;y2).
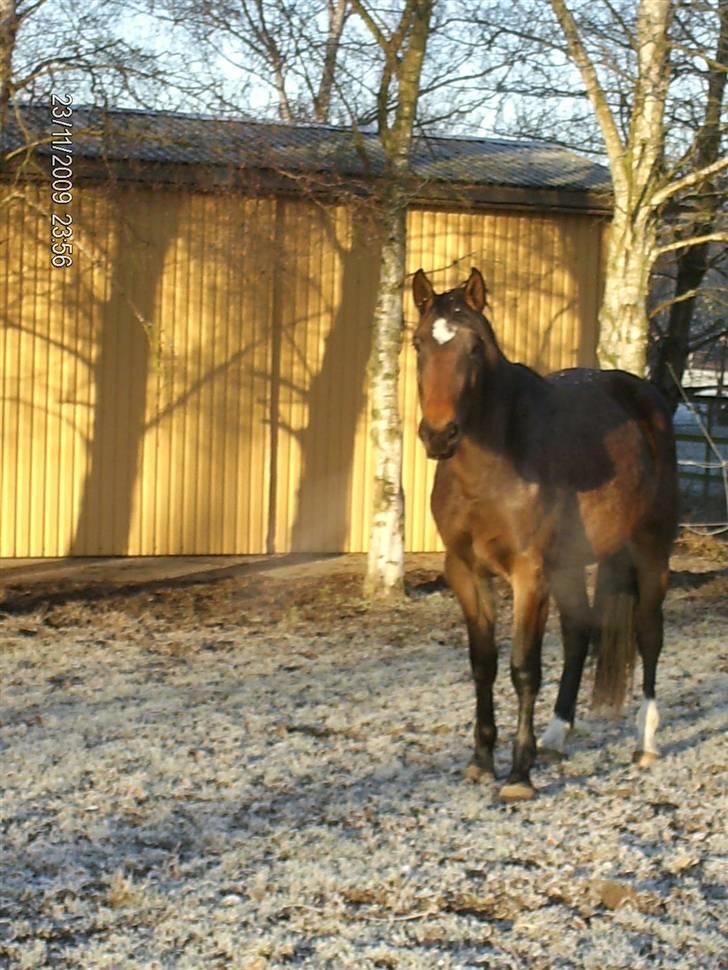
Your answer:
412;269;434;313
463;268;488;312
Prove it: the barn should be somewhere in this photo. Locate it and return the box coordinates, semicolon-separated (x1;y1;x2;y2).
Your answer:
0;107;611;558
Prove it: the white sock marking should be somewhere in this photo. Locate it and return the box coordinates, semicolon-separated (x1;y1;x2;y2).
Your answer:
636;698;660;755
432;317;456;344
539;715;570;753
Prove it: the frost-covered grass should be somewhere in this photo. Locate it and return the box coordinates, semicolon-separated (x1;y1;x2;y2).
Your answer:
1;553;726;969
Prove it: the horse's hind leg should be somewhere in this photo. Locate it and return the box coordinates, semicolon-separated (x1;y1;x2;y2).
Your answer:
445;552;497;782
539;567;592;758
632;545;670;767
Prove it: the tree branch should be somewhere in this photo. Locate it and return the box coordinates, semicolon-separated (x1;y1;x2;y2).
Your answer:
649;285;704;320
653;154;728;207
548;0;625;177
656;232;728;256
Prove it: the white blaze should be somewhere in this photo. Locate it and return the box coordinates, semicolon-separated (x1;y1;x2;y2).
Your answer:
539;715;570;754
432;317;456;345
636;698;660;755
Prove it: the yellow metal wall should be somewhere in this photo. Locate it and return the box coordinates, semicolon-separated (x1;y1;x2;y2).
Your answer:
0;183;602;557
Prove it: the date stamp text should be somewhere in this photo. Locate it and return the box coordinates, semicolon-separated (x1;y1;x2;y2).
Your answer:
50;94;74;268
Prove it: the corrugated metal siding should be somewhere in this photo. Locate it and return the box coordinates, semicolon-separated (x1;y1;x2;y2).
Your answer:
1;184;603;557
127;192;274;556
2;186;275;556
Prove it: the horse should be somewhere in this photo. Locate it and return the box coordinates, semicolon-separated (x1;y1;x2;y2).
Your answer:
411;267;678;802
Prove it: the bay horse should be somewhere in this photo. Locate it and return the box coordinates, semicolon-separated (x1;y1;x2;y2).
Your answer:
412;268;678;801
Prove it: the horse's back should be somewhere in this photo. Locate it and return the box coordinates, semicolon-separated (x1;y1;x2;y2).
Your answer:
549;367;669;420
544;368;678;558
546;368;676;488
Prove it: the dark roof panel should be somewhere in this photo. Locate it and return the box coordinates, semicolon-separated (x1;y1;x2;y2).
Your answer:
6;105;611;194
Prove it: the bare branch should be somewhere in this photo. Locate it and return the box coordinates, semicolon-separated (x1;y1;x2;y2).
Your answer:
649;285;704;319
656;232;728;256
653;155;728;207
547;0;625;175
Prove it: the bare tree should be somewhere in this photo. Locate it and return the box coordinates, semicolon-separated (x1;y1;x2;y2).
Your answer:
145;0;449;595
349;0;433;597
469;0;728;379
0;0;19;124
1;0;166;193
550;0;661;371
151;0;354;123
650;0;728;407
6;0;161;105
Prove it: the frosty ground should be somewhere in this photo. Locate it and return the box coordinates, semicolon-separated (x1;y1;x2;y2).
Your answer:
1;541;726;969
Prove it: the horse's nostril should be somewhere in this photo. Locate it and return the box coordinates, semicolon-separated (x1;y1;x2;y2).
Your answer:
446;422;460;442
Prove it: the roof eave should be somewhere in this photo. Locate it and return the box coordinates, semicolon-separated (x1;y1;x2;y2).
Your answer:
5;154;614;216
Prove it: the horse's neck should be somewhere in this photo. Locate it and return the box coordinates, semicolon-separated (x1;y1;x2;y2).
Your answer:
451;358;550;498
475;359;541;444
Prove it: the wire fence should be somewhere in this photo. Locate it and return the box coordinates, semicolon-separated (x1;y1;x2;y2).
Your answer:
674;371;728;537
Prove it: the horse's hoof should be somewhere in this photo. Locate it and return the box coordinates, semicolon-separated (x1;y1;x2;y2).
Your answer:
499;781;536;802
538;716;570;758
632;749;659;768
464;760;494;784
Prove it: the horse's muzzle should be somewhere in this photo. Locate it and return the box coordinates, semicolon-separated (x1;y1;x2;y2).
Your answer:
418;419;461;459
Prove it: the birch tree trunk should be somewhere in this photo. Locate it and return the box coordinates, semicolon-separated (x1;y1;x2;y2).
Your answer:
314;0;348;123
549;0;728;381
597;0;671;375
598;207;659;375
365;180;406;597
550;0;671;376
0;0;17;127
354;0;432;598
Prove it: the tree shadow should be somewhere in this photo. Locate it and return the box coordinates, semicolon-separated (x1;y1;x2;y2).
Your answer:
70;190;182;555
289;212;382;552
1;190;605;559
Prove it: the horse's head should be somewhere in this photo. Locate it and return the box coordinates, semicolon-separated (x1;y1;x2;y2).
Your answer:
411;267;500;459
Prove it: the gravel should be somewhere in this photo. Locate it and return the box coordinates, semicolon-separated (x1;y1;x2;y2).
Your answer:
1;549;726;969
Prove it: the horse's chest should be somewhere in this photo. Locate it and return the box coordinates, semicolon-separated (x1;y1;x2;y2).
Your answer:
432;464;544;576
470;513;520;577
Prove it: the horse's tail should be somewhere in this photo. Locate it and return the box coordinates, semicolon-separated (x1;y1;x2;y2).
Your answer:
591;553;638;713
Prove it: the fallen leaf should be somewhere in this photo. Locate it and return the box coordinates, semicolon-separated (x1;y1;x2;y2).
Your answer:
593;879;639;911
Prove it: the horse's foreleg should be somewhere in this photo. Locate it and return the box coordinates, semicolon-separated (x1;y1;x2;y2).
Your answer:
502;557;548;801
539;567;592;758
445;553;497;782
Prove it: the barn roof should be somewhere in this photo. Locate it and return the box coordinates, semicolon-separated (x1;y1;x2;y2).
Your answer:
6;105;612;207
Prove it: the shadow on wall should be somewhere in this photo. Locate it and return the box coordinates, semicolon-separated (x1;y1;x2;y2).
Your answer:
7;190;601;558
66;188;379;558
70;191;181;555
289;215;381;553
260;205;382;556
